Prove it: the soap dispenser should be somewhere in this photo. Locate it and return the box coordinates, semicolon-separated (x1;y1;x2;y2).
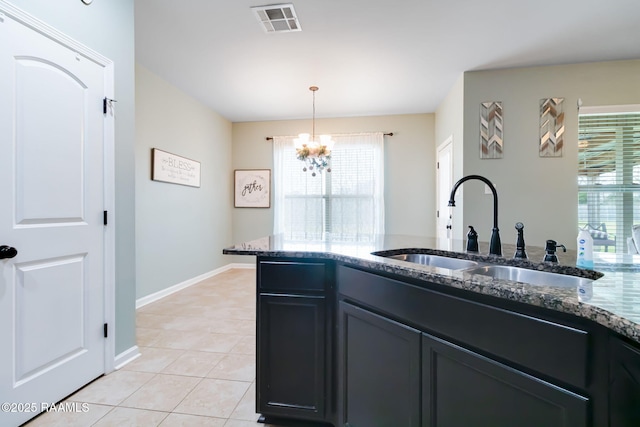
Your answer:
543;239;566;263
576;227;594;269
467;226;479;252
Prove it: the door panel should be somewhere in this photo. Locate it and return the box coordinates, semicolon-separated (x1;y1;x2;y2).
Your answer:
610;338;640;427
338;301;421;427
0;8;106;426
423;333;589;427
15;255;87;384
15;57;87;223
258;294;326;420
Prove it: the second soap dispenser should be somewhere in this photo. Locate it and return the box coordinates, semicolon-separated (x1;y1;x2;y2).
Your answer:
467;226;479;252
543;239;566;263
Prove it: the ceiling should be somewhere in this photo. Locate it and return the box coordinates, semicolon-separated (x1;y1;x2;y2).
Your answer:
135;0;640;123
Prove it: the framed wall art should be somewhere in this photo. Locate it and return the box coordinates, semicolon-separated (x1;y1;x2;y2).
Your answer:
234;169;271;208
151;148;201;187
480;101;503;159
539;97;564;157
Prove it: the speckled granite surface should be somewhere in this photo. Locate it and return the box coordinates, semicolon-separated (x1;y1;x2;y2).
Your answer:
223;234;640;344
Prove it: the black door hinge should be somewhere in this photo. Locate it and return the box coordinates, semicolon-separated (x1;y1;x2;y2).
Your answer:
103;323;108;338
103;211;108;225
103;97;117;114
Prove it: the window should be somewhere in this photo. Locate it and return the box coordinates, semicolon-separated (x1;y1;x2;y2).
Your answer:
578;106;640;253
273;133;385;241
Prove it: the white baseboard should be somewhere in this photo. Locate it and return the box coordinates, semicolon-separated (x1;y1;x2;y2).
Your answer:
114;345;141;370
225;262;256;270
136;262;255;309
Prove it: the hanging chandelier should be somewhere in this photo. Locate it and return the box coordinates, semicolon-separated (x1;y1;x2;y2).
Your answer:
294;86;334;176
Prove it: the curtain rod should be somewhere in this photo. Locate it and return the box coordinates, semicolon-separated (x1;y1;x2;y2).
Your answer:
265;132;393;141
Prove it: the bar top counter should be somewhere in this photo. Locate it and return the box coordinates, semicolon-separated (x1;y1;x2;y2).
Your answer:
224;234;640;344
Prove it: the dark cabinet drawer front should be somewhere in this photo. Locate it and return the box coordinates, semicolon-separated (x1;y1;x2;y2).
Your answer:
259;260;326;292
337;265;590;389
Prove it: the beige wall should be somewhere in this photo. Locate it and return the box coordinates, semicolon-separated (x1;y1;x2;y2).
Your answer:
134;55;640;298
461;59;640;250
231;114;435;247
135;65;233;298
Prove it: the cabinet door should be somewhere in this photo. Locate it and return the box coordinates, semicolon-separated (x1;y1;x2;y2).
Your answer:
422;333;589;427
610;337;640;427
338;301;421;427
257;294;326;421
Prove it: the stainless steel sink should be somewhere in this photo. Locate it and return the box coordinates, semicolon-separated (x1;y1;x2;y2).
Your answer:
386;254;479;270
462;265;593;288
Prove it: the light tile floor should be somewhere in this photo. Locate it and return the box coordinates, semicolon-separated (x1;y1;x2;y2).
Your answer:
25;268;273;427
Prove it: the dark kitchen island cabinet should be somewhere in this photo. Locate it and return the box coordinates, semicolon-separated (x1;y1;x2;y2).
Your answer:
337;265;591;427
256;258;333;425
609;337;640;427
249;253;640;427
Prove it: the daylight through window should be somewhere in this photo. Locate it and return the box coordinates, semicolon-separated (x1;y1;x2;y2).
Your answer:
273;133;385;241
578;106;640;253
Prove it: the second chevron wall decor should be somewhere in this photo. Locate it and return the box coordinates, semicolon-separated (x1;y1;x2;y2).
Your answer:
539;98;564;157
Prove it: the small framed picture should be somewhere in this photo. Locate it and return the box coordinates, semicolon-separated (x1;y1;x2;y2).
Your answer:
234;169;271;208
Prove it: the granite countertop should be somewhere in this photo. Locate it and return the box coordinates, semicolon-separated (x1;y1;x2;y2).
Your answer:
223;234;640;344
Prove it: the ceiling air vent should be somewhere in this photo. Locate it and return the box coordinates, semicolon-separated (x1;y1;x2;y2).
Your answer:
251;4;301;33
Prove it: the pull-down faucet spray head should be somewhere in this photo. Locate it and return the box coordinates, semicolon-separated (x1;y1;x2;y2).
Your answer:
514;222;527;259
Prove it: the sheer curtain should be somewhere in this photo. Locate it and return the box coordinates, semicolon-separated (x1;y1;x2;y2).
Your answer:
273;132;385;241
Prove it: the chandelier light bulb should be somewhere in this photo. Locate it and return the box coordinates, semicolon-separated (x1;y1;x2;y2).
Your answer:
294;133;310;149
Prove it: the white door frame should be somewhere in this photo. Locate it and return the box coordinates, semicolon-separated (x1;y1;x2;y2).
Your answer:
0;0;116;374
436;136;454;242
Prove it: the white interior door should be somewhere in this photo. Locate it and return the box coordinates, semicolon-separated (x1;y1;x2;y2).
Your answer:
0;8;107;426
437;137;453;243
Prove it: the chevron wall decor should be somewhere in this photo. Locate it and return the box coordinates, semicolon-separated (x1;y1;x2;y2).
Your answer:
539;97;564;157
480;101;503;159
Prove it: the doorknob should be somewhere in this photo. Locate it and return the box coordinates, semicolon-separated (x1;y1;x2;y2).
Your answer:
0;245;18;259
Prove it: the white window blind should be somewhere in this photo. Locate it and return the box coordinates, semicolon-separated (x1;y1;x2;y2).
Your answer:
273;133;385;241
578;107;640;253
